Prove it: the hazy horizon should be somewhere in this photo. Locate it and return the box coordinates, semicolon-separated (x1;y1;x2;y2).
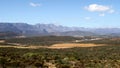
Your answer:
0;0;120;28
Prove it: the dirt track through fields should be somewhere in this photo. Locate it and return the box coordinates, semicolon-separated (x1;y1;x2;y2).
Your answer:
0;43;105;49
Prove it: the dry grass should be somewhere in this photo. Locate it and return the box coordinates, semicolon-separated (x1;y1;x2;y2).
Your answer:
0;45;47;49
0;43;105;49
48;43;105;49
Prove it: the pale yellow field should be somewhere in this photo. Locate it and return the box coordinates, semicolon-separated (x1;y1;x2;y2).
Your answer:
48;43;104;49
0;45;47;49
0;43;105;49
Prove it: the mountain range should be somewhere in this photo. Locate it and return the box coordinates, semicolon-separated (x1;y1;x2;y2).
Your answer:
0;23;120;38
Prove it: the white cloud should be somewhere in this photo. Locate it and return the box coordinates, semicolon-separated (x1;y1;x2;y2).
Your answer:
84;4;115;16
84;4;115;13
99;13;105;16
30;2;41;7
85;4;110;12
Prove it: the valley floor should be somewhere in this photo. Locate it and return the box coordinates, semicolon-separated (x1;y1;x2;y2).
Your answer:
0;43;105;49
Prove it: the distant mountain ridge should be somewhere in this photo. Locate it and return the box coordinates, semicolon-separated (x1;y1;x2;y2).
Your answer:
0;23;120;37
0;23;22;33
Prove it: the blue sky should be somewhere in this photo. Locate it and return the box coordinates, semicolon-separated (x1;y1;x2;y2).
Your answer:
0;0;120;28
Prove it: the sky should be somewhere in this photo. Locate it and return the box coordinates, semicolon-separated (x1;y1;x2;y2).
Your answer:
0;0;120;28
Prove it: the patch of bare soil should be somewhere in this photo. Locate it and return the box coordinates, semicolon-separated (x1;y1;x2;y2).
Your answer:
0;40;5;43
48;43;105;49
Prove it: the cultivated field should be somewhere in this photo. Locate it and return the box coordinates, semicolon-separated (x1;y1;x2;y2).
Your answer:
0;43;105;49
48;43;105;49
